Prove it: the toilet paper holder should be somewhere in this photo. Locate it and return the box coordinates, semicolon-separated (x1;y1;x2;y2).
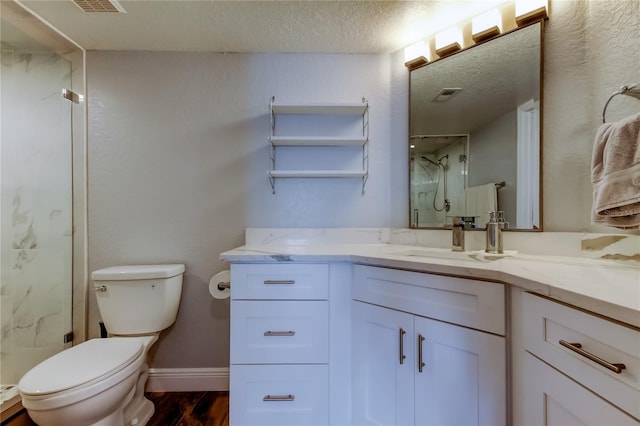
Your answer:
217;281;230;290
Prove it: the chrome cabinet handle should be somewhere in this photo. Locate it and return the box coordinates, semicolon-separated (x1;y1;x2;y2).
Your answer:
263;330;295;336
559;340;626;374
418;334;426;373
263;394;294;402
263;280;296;285
399;328;406;365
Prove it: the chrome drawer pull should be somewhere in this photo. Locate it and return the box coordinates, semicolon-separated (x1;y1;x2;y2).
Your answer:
264;330;295;336
418;334;426;373
263;280;296;285
399;328;406;365
263;394;295;402
559;340;626;374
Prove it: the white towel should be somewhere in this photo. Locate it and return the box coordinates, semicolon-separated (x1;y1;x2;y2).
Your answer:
465;183;497;225
592;112;640;229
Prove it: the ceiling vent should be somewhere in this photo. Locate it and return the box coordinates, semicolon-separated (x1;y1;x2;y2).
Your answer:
72;0;127;13
432;88;462;103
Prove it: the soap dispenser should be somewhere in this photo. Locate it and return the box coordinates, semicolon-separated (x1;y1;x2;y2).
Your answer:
485;211;503;254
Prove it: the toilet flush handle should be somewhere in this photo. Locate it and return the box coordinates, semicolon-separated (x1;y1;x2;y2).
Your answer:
93;285;107;292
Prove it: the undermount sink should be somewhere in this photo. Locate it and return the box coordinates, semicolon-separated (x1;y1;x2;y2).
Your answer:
390;248;516;262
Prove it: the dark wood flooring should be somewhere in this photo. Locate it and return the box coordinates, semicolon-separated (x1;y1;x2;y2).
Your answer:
2;392;228;426
145;391;229;426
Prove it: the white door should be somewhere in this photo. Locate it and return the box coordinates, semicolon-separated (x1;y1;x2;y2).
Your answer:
352;301;415;426
414;316;506;426
522;353;639;426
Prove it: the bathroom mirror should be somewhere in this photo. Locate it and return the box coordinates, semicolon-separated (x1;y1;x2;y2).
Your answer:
410;22;542;231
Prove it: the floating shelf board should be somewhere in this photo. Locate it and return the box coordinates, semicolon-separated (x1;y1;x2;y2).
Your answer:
270;136;367;146
271;103;367;115
269;170;367;178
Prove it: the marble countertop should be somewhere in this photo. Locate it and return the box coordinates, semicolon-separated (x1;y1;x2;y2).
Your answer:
220;243;640;328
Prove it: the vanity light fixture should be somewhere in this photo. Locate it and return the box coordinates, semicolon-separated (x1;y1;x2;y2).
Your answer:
435;27;462;58
515;0;548;27
472;9;503;43
402;0;549;69
404;40;428;70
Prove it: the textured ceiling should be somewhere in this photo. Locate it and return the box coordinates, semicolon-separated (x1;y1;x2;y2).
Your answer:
18;0;509;53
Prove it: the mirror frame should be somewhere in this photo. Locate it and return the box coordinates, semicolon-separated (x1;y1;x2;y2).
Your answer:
408;20;544;231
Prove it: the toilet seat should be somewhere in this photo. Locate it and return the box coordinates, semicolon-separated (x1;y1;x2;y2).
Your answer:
20;338;144;397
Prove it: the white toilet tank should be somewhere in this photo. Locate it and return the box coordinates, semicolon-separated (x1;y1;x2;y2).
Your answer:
91;264;185;335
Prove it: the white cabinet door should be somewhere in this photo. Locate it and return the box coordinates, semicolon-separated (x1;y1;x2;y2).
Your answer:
522;352;639;426
352;301;415;426
414;316;506;426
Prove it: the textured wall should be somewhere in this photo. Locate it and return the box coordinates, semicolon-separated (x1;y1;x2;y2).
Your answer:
543;0;639;231
86;52;398;368
86;0;640;372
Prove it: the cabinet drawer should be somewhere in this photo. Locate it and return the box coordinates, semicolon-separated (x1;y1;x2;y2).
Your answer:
353;265;505;335
230;364;328;426
522;352;639;425
231;263;328;300
231;300;328;364
522;292;640;419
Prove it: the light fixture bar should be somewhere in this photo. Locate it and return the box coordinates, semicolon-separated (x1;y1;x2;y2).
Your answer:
472;9;503;43
515;0;548;26
435;27;462;58
404;41;428;70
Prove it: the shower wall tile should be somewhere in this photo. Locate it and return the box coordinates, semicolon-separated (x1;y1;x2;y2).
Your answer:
10;248;69;349
0;294;14;384
4;187;72;251
12;347;61;384
1;49;74;385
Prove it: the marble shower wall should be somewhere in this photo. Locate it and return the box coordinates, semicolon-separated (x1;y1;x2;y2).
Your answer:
0;49;73;385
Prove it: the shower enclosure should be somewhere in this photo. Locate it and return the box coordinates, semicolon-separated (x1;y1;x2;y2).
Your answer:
0;1;86;412
410;135;468;228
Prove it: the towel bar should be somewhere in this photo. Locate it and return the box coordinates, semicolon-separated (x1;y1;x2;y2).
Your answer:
601;83;640;123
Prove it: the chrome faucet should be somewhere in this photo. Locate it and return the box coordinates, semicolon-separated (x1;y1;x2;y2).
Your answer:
485;211;508;254
452;216;475;252
452;217;465;251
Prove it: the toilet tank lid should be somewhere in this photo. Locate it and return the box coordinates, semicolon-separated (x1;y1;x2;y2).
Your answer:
92;264;185;280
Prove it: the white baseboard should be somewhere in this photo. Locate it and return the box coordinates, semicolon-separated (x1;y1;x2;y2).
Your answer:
145;367;229;392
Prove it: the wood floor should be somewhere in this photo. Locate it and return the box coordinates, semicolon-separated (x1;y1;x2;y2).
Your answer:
2;392;228;426
145;391;229;426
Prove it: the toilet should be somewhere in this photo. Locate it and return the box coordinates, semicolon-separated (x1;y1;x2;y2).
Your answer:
18;264;185;426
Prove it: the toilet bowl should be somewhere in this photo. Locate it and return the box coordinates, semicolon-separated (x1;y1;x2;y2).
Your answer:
18;264;184;426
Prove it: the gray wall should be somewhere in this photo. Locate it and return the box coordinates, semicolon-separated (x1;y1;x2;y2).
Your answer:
86;52;405;367
86;0;640;370
469;110;517;226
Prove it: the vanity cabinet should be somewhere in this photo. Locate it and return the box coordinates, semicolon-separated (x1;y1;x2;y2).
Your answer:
351;265;507;426
229;263;330;426
268;98;369;193
515;290;640;425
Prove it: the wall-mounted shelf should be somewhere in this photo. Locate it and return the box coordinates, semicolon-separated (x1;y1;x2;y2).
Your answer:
271;103;367;115
269;97;369;194
270;136;367;146
270;170;368;178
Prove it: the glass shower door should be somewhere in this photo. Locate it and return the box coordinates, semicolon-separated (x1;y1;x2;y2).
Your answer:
0;12;74;404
